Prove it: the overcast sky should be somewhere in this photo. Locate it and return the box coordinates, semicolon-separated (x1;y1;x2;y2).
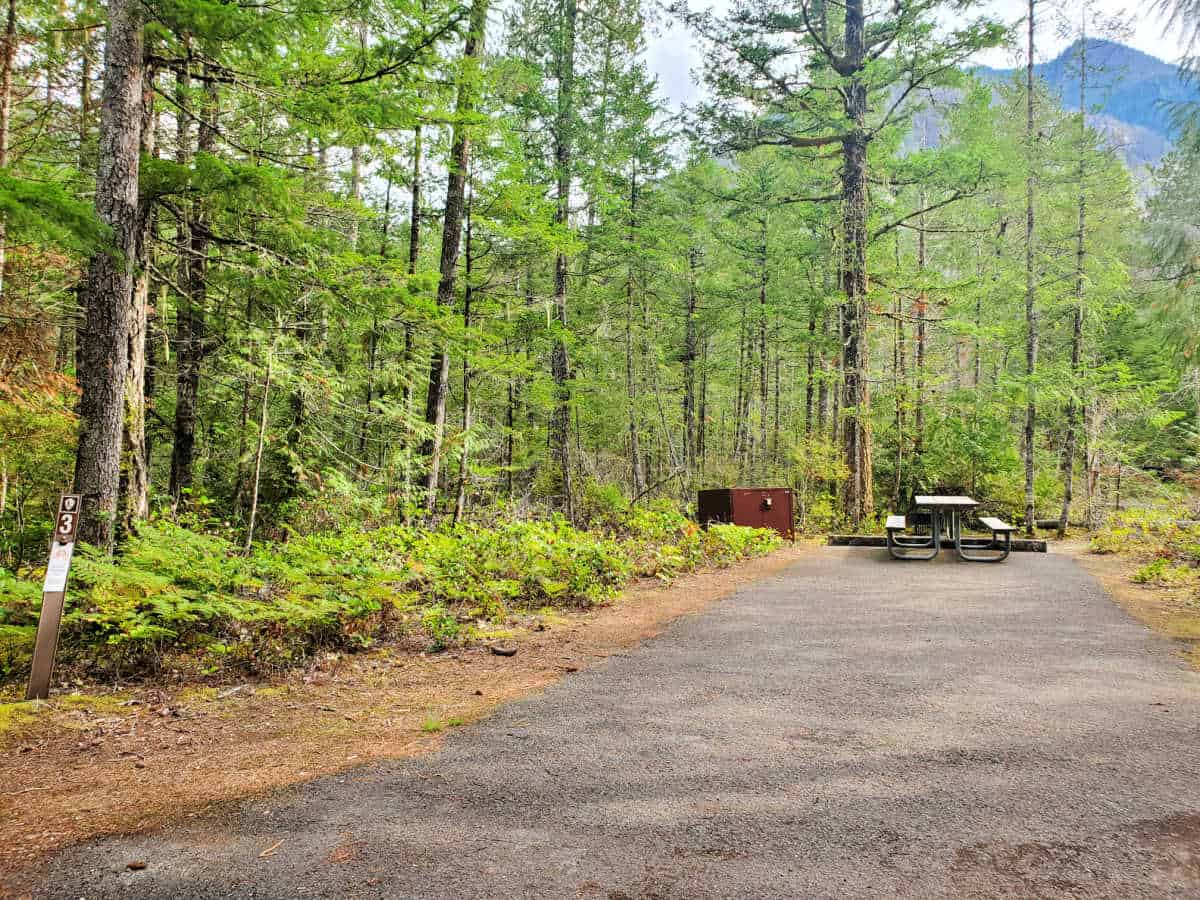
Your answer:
644;1;1190;109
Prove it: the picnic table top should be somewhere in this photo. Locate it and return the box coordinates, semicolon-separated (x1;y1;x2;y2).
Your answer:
914;495;978;508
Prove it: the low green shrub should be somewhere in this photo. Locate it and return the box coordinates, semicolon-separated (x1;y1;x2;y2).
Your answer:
0;507;779;680
0;624;34;681
1092;507;1200;592
421;603;460;651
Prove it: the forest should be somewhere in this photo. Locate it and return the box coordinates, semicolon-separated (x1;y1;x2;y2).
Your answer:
1;0;1200;672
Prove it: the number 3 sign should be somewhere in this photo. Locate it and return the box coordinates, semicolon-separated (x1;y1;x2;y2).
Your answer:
55;495;80;544
27;494;82;700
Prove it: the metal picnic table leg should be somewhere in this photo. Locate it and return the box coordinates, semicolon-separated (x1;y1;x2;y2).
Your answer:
954;508;1011;562
888;506;939;560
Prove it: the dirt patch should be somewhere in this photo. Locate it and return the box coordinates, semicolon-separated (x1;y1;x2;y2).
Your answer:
952;839;1095;897
1061;540;1200;669
0;545;806;888
949;811;1200;897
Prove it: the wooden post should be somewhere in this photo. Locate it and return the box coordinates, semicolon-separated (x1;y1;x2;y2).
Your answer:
27;494;81;700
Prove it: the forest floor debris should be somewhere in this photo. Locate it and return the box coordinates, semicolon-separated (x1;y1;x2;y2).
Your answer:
0;544;806;887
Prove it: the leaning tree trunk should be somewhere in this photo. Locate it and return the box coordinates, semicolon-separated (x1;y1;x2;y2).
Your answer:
72;0;143;552
419;0;486;512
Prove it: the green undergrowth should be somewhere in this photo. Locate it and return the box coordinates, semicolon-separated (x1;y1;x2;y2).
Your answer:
1091;507;1200;590
0;505;778;680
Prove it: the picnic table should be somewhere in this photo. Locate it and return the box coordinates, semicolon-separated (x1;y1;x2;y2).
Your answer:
885;495;1016;562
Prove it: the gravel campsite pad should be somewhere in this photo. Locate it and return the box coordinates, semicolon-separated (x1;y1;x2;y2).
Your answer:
32;548;1200;898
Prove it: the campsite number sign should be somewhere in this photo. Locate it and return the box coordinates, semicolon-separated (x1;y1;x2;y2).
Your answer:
27;495;81;700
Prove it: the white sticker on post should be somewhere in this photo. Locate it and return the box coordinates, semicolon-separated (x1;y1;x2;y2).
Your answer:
43;541;74;593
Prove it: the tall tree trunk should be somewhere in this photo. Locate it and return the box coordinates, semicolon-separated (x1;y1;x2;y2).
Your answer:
625;253;644;497
772;322;781;463
408;126;422;276
121;63;156;531
733;296;749;460
1023;0;1039;536
758;216;768;473
804;306;815;437
0;0;16;303
698;334;708;475
347;144;362;248
550;0;577;519
244;340;272;552
420;0;486;512
72;0;143;551
399;125;422;514
624;168;644;496
453;185;474;525
839;0;873;527
1059;25;1087;538
893;234;906;506
360;177;391;462
913;191;927;481
682;246;699;476
817;308;830;435
170;65;216;508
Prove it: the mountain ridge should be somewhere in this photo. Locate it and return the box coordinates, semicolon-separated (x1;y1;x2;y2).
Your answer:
973;38;1198;169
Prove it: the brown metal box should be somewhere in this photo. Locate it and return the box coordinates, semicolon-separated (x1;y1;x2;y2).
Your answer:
698;488;794;540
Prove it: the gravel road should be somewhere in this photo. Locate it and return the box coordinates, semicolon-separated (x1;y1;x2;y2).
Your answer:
39;548;1200;898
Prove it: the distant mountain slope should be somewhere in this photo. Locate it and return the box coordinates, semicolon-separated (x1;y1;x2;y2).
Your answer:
974;39;1199;169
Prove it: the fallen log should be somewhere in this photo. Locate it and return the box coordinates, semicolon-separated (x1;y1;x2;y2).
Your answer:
828;534;1047;553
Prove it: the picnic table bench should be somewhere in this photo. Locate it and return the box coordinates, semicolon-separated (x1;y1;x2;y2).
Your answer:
886;496;1016;562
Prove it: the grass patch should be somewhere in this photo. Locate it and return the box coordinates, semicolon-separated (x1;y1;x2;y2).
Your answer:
1086;507;1200;666
178;686;219;704
55;692;129;714
0;699;40;742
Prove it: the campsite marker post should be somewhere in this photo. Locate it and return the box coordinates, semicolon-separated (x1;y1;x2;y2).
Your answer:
26;494;81;700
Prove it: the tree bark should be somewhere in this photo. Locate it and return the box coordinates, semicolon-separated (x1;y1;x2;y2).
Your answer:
550;0;577;519
1023;0;1039;536
360;177;391;463
399;125;422;514
698;333;708;474
682;246;699;476
244;341;272;552
170;65;217;508
758;215;768;472
839;0;873;527
0;0;16;302
453;185;474;525
624;168;644;496
121;62;156;531
73;0;143;551
805;304;816;436
913;190;927;482
420;0;486;512
1059;24;1087;538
